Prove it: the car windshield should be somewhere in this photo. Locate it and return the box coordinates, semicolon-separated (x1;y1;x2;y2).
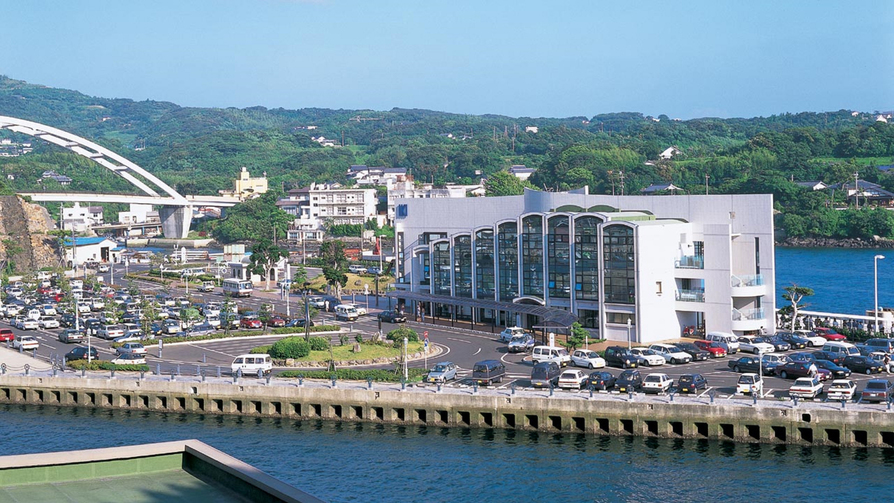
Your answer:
638;349;656;356
531;368;549;379
644;375;662;382
866;382;888;390
830;383;851;389
432;364;449;372
560;372;577;379
667;346;682;352
739;376;756;384
510;336;527;343
679;376;693;383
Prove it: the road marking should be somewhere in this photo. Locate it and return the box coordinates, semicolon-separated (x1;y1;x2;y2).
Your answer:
473;348;481;356
698;386;713;397
446;338;472;344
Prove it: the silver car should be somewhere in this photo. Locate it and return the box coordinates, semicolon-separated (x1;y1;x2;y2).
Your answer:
507;334;535;353
426;362;458;383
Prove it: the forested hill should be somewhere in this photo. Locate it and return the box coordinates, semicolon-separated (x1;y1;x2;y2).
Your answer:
1;75;894;240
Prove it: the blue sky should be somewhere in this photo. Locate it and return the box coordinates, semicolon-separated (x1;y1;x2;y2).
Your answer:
3;0;892;119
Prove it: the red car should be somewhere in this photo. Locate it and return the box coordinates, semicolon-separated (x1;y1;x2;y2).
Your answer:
812;327;846;342
267;316;286;328
693;339;727;358
0;329;14;342
240;317;263;329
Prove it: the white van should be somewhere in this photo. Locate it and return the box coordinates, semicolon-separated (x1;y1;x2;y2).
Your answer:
705;332;740;354
532;345;571;367
231;354;272;376
335;304;359;321
821;341;860;358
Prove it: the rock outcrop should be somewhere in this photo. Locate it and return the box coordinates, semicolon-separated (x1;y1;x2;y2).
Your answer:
0;195;63;273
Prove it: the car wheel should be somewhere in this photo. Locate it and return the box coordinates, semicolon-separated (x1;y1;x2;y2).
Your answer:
571;360;577;367
733;365;740;373
807;341;814;347
588;363;594;369
867;368;873;375
780;371;787;379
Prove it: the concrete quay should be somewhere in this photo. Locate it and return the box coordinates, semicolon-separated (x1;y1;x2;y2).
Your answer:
2;368;894;448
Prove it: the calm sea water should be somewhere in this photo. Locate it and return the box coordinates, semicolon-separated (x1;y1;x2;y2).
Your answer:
776;247;893;315
1;404;891;502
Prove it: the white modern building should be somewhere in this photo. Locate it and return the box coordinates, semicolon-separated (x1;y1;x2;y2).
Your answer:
390;188;776;344
61;202;104;232
278;183;377;241
117;203;157;224
62;237;118;266
387;183;468;222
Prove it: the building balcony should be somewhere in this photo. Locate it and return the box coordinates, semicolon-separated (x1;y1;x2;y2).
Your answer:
731;307;767;331
675;255;704;269
730;274;767;297
675;289;705;302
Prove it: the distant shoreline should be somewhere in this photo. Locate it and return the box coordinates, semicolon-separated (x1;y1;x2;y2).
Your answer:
777;237;894;249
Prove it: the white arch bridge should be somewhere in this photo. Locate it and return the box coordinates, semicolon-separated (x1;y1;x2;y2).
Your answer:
0;116;239;238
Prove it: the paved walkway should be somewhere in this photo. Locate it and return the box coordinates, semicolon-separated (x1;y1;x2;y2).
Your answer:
0;346;53;372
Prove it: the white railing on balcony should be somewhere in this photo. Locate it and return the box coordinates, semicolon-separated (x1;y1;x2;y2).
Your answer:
731;274;764;288
675;255;704;269
732;308;765;321
675;289;705;302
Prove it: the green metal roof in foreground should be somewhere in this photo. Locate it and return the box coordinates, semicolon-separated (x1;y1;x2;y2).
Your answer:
387;291;578;326
0;440;324;503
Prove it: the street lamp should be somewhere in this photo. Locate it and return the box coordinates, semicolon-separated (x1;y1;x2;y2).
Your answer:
626;318;632;350
875;254;885;334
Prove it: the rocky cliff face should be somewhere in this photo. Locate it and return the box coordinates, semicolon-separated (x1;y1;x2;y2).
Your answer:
0;196;63;273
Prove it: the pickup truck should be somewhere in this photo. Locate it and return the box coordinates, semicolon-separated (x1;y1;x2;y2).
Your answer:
789;376;824;399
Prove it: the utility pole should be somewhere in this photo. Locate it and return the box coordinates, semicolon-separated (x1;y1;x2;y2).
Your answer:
854;172;860;209
705;174;710;196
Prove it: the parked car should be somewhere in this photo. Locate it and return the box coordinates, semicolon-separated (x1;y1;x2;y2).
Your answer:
267;316;286;328
557;369;589;390
677;373;708;393
20;318;38;330
0;329;14;342
499;326;527;343
472;360;505;386
12;335;39;350
864;338;894;354
615;369;643;393
861;379;894;403
675;342;710;361
98;324;125;340
728;356;771;375
197;281;215;293
642;373;673;394
798;330;829;348
425;361;457;383
570;349;606;368
348;264;368;274
826;379;857;401
813;327;847;341
814;360;851;379
868;352;894;373
765;336;792;352
776;360;818;379
38;316;60;329
58;329;85;343
507;334;536;353
789;376;824;399
284;318;314;328
240;316;263;329
531;361;562;388
65;346;99;361
111;353;146;365
775;331;810;350
737;373;763;394
531;346;571;367
693;339;727;358
736;335;774;354
843;355;884;375
585;371;616;390
603;346;647;368
648;344;692;364
377;310;407;323
812;350;845;366
628;347;666;366
116;342;147;355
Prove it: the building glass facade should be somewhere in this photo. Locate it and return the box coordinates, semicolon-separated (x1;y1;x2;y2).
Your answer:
453;235;472;298
603;224;636;304
521;215;544;297
547;215;570;299
574;215;601;301
431;241;451;296
497;222;519;301
475;229;495;299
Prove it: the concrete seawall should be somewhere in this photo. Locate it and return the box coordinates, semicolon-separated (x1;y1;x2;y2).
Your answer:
3;373;894;448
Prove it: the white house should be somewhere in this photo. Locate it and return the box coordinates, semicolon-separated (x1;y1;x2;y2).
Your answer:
62;237;118;266
118;204;156;224
509;165;536;181
659;147;682;160
277;183;378;242
62;202;104;232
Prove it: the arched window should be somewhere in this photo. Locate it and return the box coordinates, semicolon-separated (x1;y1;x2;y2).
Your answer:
574;215;601;300
521;215;544;297
547;215;570;298
453;235;472;298
431;241;451;296
497;222;518;301
475;229;494;299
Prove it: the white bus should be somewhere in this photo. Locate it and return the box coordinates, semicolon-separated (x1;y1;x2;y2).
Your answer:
222;278;253;297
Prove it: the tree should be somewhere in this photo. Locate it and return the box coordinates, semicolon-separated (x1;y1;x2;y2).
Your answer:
484;171;533;196
210;191;294;244
567;322;588;349
248;239;289;291
291;264;308;292
319;240;349;297
782;284;814;331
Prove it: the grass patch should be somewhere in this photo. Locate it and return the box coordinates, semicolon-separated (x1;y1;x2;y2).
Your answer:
109;325;341;348
305;272;392;295
66;360;149;372
251;340;424;361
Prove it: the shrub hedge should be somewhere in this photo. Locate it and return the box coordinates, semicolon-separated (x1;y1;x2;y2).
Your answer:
386;326;419;343
269;337;310;359
66;360;150;372
109;325;341;347
308;336;330;351
279;368;427;382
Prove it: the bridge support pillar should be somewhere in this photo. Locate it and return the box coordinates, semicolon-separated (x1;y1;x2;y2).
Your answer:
159;206;192;239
